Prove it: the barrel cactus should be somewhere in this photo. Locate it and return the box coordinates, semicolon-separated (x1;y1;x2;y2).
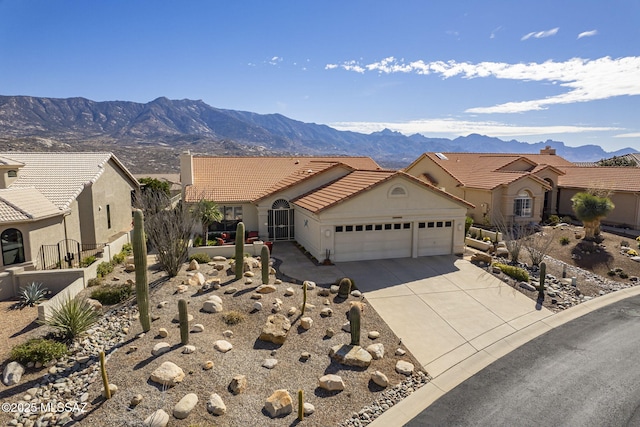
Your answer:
338;277;353;299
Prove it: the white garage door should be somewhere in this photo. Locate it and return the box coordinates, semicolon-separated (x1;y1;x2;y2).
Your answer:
417;220;453;256
334;222;412;262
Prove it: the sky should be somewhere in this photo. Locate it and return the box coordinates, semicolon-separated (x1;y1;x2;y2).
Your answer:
0;0;639;152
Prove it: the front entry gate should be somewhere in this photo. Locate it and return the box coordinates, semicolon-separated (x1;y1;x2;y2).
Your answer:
267;199;295;241
37;239;105;270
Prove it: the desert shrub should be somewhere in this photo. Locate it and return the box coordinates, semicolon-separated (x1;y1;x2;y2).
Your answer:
562;216;573;224
111;251;126;264
193;236;204;247
90;284;133;305
80;256;96;267
121;243;132;255
222;310;246;325
547;215;560;226
465;216;474;234
619;272;629;279
559;237;570;245
87;278;103;287
607;270;617;276
96;261;114;278
10;338;67;364
628;249;639;257
189;253;211;264
621;240;630;248
43;296;101;341
493;263;529;282
18;282;49;307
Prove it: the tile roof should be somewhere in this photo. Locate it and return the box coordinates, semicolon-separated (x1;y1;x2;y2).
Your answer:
0;187;64;223
411;153;565;190
0;156;24;167
184;156;381;203
293;170;474;213
558;166;640;192
0;152;137;210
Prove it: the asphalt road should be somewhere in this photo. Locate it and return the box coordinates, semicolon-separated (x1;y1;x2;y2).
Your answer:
406;294;640;427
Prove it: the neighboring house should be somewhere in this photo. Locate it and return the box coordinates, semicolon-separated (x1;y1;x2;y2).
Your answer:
557;166;640;229
404;147;573;225
180;152;473;262
0;152;139;277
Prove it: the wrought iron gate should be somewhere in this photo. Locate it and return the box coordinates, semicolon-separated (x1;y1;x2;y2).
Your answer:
37;239;105;270
267;199;295;241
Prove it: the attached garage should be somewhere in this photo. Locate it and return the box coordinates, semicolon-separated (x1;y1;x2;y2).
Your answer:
292;171;474;263
417;220;454;256
333;222;412;262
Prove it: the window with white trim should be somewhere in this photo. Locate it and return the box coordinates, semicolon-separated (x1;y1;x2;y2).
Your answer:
514;191;533;217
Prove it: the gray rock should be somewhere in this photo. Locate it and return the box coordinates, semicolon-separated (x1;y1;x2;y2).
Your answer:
151;342;171;356
202;299;223;313
173;393;198;419
143;409;169;427
149;362;185;387
303;402;315;415
214;340;233;353
366;343;385;360
395;360;415;375
262;358;278;369
300;317;313;330
371;370;389;387
259;314;291;344
182;345;196;354
519;281;537;292
2;361;25;386
330;345;372;367
192;323;205;332
207;393;226;415
319;374;345;391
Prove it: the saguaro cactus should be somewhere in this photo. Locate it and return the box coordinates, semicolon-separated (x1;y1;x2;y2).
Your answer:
298;389;304;421
99;351;110;399
349;304;361;346
261;244;270;285
537;261;547;299
133;209;151;332
178;299;189;345
235;222;245;280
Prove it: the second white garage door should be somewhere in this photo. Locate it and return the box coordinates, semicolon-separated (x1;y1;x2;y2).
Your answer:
417;220;453;256
334;222;412;262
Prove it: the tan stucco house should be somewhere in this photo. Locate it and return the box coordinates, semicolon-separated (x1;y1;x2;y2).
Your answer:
0;152;139;276
404;148;573;226
181;152;473;263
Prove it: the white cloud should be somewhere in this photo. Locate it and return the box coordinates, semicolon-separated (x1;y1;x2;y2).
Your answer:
578;30;598;39
268;56;283;65
490;26;503;39
521;27;559;41
613;132;640;138
329;118;618;138
325;64;338;70
326;56;640;114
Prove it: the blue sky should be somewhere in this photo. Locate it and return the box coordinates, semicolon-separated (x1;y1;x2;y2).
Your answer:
1;0;639;152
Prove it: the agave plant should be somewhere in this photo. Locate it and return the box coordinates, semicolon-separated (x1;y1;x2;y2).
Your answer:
19;282;49;307
42;295;101;342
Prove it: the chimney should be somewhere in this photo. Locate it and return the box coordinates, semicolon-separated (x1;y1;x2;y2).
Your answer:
179;150;193;186
540;146;556;155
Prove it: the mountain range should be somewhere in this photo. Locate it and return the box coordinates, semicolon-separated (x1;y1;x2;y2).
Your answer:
0;95;634;173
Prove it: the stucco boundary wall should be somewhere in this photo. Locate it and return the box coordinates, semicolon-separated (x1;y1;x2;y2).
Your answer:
0;233;131;318
188;241;267;259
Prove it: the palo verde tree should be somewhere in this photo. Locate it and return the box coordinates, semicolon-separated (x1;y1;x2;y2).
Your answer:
571;192;615;240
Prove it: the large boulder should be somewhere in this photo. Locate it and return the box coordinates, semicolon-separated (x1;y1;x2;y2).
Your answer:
173;393;198;419
2;361;25;386
318;374;345;391
330;344;372;368
149;362;185;387
264;389;293;418
259;314;291;345
202;299;223;313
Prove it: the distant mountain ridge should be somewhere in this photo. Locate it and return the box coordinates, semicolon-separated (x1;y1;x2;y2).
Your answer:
0;95;634;173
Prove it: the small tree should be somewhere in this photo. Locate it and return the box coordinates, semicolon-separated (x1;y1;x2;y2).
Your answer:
194;200;222;245
571;192;615;240
523;229;556;267
493;214;527;264
138;177;171;196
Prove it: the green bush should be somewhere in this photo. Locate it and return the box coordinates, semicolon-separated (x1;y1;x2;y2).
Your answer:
607;270;617;276
111;252;126;264
189;253;211;264
222;310;245;325
96;261;114;278
121;243;132;255
493;263;529;282
193;236;204;247
10;338;67;364
465;216;474;235
80;256;97;267
619;272;629;279
90;284;133;305
559;236;570;246
87;278;103;287
547;215;560;226
43;296;102;341
561;216;573;224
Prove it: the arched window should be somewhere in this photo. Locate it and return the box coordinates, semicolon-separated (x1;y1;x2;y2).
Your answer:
271;199;290;209
7;170;17;178
388;185;408;198
1;228;25;266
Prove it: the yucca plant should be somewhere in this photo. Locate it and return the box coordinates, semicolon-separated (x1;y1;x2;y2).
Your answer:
42;295;101;342
19;282;49;307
